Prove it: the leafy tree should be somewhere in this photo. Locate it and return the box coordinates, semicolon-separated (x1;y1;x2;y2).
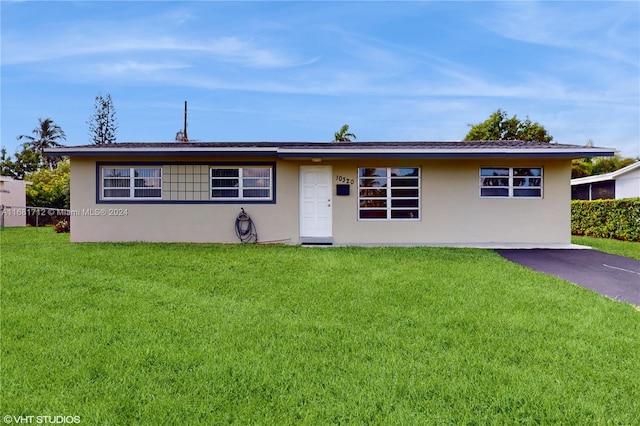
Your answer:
590;155;636;176
334;124;357;142
572;140;594;178
0;148;16;177
17;118;66;169
0;143;43;179
571;159;592;178
464;109;553;142
572;144;638;178
25;159;70;210
88;93;118;145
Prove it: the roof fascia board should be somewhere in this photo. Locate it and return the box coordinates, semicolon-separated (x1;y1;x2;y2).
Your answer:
47;148;278;157
571;175;614;185
51;151;611;159
277;150;615;159
610;161;640;177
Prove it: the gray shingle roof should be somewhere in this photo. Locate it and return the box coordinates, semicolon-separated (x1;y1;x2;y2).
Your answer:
46;140;616;159
48;140;591;149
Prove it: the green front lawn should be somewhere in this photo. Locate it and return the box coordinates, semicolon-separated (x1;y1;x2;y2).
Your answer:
2;228;638;424
572;235;640;260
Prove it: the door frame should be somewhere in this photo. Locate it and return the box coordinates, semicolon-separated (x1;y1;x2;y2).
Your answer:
299;165;333;244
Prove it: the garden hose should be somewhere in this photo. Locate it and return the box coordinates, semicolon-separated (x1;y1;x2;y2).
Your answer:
235;208;257;243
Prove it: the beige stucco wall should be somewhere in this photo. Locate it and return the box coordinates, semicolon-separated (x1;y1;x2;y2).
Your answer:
69;156;572;245
0;178;29;227
70;156;300;243
333;158;570;245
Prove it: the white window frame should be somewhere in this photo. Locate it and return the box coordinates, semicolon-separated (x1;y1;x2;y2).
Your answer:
101;166;162;200
479;167;543;199
358;167;420;220
210;166;273;201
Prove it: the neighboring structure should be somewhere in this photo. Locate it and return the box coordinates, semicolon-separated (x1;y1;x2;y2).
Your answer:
0;176;31;227
47;140;614;247
571;162;640;200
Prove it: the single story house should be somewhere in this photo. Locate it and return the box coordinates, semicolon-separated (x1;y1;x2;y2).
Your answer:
0;176;32;227
47;140;614;247
571;161;640;200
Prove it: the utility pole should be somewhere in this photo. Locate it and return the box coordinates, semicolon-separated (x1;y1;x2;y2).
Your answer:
183;100;188;142
175;101;189;142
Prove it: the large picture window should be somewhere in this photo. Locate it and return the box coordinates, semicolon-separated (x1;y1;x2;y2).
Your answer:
210;167;272;200
480;167;543;198
358;167;420;220
102;167;162;199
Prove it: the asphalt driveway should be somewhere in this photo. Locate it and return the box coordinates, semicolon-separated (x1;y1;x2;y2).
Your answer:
496;249;640;307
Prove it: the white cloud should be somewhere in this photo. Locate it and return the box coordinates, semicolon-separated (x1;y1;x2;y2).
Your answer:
95;61;191;75
2;33;315;69
479;1;639;67
1;1;637;157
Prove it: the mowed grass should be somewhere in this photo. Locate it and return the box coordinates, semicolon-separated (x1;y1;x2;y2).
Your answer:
572;235;640;260
1;228;639;425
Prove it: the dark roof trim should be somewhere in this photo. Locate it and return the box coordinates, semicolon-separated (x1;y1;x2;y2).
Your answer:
49;150;615;159
276;151;616;159
53;149;275;157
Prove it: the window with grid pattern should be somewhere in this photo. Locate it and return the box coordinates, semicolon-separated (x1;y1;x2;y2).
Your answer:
210;167;272;200
102;167;162;199
480;167;543;198
358;167;420;220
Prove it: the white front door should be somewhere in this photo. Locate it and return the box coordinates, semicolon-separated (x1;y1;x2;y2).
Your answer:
300;166;332;242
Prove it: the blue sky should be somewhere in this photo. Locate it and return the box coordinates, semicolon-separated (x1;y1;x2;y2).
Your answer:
2;1;639;158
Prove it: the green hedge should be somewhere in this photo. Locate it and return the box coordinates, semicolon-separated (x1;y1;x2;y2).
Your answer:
571;198;640;242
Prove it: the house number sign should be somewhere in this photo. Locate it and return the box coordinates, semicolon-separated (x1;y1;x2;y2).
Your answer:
336;175;355;185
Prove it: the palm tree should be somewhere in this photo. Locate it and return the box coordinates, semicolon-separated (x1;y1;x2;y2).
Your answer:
334;124;356;142
17;118;66;168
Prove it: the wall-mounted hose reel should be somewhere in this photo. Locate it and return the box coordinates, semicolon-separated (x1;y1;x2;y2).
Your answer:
235;208;257;243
